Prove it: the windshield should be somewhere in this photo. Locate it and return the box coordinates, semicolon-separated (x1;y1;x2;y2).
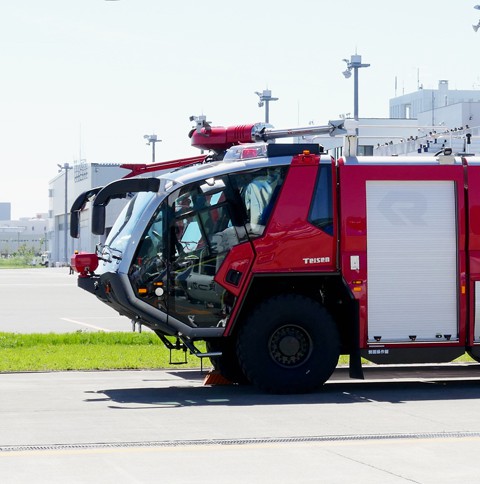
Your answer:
104;191;155;253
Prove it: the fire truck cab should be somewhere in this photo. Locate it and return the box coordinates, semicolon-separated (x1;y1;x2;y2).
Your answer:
71;121;480;394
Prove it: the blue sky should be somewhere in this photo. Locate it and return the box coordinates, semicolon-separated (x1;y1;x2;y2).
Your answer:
0;0;478;218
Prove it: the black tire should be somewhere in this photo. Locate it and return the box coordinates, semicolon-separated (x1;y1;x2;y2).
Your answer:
236;294;340;394
206;338;249;384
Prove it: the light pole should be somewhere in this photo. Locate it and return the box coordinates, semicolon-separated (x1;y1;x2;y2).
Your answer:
342;54;370;120
474;5;480;31
57;162;72;265
143;134;162;163
255;89;279;124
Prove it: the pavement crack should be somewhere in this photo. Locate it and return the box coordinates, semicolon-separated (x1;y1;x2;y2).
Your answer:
324;448;422;483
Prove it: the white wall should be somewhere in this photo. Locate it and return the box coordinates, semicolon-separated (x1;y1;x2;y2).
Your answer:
48;162;131;263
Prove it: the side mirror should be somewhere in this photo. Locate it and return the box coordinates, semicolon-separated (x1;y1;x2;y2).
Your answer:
91;177;161;236
70;211;80;238
92;205;106;235
69;187;103;239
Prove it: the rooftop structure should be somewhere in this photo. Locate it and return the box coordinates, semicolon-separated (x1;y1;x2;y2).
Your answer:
390;80;480;124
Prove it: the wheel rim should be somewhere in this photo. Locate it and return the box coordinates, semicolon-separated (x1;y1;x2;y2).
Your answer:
268;324;313;368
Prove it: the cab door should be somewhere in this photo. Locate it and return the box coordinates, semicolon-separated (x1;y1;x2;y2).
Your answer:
166;178;248;329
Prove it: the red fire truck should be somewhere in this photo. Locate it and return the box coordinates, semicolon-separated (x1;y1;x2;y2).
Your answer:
70;119;480;393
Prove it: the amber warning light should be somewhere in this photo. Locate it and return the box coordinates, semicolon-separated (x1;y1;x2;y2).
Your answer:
71;252;99;277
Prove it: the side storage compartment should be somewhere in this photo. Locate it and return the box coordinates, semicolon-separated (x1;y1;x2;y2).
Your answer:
366;180;458;343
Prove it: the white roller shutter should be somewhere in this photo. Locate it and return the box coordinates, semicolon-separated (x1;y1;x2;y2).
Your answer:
366;180;458;342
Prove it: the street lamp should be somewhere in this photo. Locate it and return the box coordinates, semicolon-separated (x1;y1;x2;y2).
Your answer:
57;162;72;265
342;54;370;120
255;89;279;124
143;134;162;163
474;5;480;31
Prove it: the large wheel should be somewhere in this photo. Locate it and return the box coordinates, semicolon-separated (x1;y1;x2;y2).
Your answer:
236;294;340;394
207;338;249;384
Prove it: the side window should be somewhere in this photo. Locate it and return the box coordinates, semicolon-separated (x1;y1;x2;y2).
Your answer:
170;181;246;259
136;207;165;265
176;213;202;253
229;166;287;237
308;164;334;235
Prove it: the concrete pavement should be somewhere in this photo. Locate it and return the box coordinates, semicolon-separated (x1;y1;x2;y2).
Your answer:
2;368;480;483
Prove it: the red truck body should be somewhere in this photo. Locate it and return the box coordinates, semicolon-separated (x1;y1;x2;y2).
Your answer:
71;121;480;393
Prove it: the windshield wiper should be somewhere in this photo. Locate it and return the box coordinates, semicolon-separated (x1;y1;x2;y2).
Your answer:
109;247;123;261
95;243;122;262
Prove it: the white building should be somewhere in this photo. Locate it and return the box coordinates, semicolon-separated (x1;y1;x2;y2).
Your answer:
0;202;11;221
48;160;132;264
390;80;480;124
0;214;48;256
307;80;480;158
49;159;168;265
381;80;480;156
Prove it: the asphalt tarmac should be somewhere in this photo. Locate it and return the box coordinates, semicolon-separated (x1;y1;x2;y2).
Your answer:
0;267;133;333
2;367;480;483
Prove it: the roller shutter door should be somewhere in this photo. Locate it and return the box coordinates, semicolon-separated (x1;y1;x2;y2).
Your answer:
366;180;458;342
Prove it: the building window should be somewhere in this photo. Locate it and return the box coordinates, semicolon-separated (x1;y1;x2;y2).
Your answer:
358;145;374;156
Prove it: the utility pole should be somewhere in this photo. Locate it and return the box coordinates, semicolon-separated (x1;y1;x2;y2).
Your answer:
342;54;370;121
255;89;279;124
144;134;162;163
57;162;72;264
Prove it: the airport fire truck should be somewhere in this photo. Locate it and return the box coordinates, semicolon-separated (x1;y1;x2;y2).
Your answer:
70;119;480;393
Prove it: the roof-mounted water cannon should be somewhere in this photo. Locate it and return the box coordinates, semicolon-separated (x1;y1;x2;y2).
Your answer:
190;123;270;153
253;119;347;142
190;119;348;154
189;114;212;134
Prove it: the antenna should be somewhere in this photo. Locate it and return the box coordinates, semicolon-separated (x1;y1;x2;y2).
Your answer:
79;123;83;161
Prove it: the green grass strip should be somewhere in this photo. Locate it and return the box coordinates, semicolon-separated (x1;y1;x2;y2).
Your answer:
0;332;203;372
0;332;473;373
0;331;161;348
